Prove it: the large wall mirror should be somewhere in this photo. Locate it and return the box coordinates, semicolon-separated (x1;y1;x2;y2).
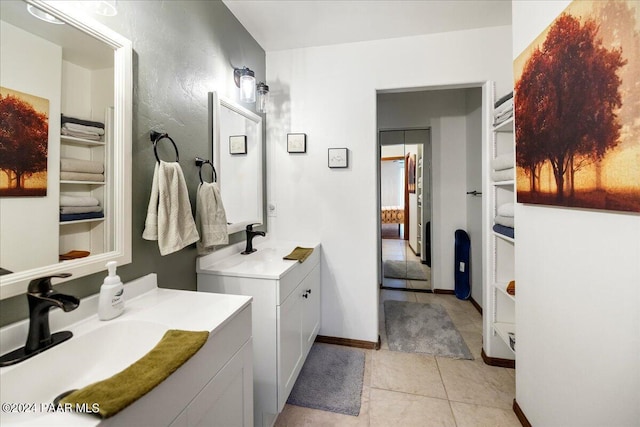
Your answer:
0;0;132;299
209;92;263;235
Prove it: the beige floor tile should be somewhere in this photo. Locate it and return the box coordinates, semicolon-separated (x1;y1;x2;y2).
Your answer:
459;330;483;360
371;349;447;399
363;349;373;387
450;401;521;427
380;289;418;303
437;357;515;410
369;388;456;427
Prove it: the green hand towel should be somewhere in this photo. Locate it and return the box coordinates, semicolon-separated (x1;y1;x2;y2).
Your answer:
61;329;209;418
283;247;314;263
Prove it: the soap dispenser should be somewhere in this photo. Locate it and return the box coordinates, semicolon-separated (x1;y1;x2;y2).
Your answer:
98;261;124;320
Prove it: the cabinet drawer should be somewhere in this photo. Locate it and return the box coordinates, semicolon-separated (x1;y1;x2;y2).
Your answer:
278;248;320;305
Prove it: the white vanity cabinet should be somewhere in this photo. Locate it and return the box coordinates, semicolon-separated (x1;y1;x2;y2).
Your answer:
197;242;321;427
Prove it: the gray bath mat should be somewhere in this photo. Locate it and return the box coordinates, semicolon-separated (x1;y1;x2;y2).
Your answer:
384;300;473;360
287;343;365;416
383;260;430;281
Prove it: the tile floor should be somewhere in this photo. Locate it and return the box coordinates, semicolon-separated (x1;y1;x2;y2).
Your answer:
275;291;519;426
381;238;430;291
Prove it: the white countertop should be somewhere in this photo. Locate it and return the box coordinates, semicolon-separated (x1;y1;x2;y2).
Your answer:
197;239;320;280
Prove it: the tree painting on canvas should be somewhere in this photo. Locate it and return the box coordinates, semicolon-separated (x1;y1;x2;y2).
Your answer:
0;87;49;197
514;0;640;212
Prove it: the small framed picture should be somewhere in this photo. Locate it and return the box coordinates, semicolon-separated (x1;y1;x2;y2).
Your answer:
229;135;247;154
287;133;307;153
328;148;348;168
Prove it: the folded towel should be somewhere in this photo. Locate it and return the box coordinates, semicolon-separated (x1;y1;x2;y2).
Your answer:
283;247;314;263
60;171;105;182
59;250;90;261
61;157;104;174
497;203;515;218
195;182;228;255
60;195;100;207
495;215;514;228
60;206;103;214
494;98;514;116
142;161;200;256
493;224;515;239
491;153;514;171
60;329;209;418
61;114;105;129
60;212;105;222
63;122;105;135
61;128;103;141
490;168;514;182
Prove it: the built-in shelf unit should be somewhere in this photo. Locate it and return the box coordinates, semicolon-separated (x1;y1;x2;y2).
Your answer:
483;88;516;365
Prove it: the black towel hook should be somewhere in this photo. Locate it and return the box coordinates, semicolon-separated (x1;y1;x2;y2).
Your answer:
150;130;179;163
195;157;217;183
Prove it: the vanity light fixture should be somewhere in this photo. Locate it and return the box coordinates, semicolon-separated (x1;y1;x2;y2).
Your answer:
234;67;256;103
256;82;269;114
26;4;65;24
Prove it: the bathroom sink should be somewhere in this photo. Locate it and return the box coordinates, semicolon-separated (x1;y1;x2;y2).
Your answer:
197;240;319;280
1;320;167;426
0;274;252;426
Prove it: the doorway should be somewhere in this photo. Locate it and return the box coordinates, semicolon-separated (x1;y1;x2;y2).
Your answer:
379;129;432;292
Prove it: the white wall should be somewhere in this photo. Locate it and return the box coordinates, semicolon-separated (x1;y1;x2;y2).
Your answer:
513;2;640;425
0;22;61;273
380;161;403;207
267;25;513;342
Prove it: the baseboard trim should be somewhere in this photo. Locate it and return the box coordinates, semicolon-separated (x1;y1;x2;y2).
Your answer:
513;399;532;427
469;296;483;315
433;289;455;295
315;335;379;350
481;348;516;369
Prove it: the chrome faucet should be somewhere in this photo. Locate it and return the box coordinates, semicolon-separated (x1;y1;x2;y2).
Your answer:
241;223;265;255
0;273;79;367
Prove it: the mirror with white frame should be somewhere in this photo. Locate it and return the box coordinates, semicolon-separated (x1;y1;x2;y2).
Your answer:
209;92;263;235
0;0;132;299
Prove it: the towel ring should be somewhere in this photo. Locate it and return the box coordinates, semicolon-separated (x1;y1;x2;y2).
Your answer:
150;130;179;163
195;157;217;183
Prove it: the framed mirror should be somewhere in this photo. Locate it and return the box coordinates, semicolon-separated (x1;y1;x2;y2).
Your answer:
0;0;132;299
209;92;263;235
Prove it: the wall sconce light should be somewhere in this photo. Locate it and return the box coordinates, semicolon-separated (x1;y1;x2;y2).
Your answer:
256;82;269;114
234;67;256;103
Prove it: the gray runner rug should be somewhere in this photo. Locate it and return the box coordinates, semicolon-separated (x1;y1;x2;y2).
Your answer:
383;260;430;281
287;343;365;416
384;300;473;360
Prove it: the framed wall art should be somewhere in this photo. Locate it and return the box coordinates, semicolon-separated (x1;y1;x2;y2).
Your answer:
328;148;348;168
229;135;247;155
287;133;307;153
0;87;49;197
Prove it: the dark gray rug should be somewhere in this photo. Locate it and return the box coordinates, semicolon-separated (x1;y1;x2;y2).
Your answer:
287;343;365;416
383;260;430;281
384;301;473;360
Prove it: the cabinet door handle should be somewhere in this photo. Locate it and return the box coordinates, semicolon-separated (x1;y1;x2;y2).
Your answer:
302;292;308;299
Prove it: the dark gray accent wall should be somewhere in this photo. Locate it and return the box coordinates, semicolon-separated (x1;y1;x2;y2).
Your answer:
0;1;265;327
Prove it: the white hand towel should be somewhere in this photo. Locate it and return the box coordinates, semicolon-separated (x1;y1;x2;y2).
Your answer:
494;215;515;228
195;182;229;255
490;168;514;182
61;157;104;174
60;195;100;207
497;203;515;218
142;161;199;256
491;153;514;171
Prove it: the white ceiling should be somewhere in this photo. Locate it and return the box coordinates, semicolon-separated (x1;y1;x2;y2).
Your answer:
222;0;512;52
